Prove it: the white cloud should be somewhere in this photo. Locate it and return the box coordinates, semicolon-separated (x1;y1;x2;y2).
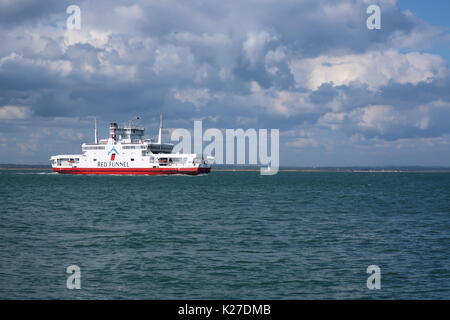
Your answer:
0;52;21;64
290;50;447;90
264;47;286;75
63;30;111;50
0;51;72;75
356;105;398;131
318;112;346;130
239;84;316;117
319;105;402;134
243;31;276;67
0;105;30;120
153;45;196;76
319;101;450;140
285;137;319;148
47;59;72;75
171;32;231;47
173;88;216;110
114;4;143;21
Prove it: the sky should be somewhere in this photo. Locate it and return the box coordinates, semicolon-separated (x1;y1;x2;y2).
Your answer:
0;0;449;166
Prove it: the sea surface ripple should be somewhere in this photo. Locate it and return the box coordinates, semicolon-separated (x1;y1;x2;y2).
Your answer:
0;170;449;299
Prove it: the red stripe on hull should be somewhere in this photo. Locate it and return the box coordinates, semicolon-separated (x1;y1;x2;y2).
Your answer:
52;167;211;175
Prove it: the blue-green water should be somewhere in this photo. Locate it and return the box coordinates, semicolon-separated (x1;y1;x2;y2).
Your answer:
0;170;449;299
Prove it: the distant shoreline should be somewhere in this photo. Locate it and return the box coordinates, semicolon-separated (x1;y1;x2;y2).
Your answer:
2;167;450;173
0;167;53;170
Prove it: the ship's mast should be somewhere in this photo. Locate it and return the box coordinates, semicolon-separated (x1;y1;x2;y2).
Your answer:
157;114;163;144
94;117;98;144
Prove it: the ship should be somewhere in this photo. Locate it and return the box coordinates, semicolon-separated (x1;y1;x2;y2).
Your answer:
50;116;213;175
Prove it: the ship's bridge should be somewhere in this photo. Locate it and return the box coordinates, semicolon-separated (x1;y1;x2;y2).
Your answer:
110;123;145;144
109;122;174;153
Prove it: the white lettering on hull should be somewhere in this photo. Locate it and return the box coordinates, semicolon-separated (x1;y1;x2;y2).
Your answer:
97;161;130;167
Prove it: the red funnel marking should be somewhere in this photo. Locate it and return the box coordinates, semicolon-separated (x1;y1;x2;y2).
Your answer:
110;153;115;161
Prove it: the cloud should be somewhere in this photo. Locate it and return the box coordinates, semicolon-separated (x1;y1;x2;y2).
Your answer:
173;88;217;110
0;0;69;27
243;31;277;67
0;105;30;120
0;0;449;165
318;100;450;140
114;4;144;21
289;50;448;90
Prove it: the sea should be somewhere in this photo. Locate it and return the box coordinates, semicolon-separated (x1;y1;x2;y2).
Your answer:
0;170;449;299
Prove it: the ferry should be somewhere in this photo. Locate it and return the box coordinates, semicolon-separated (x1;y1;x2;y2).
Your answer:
50;117;213;175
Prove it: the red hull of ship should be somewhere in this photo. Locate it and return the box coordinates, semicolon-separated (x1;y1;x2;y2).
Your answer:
52;167;211;175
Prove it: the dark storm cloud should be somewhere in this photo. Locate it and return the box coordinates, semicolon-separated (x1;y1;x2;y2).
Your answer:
377;76;450;109
0;0;71;27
